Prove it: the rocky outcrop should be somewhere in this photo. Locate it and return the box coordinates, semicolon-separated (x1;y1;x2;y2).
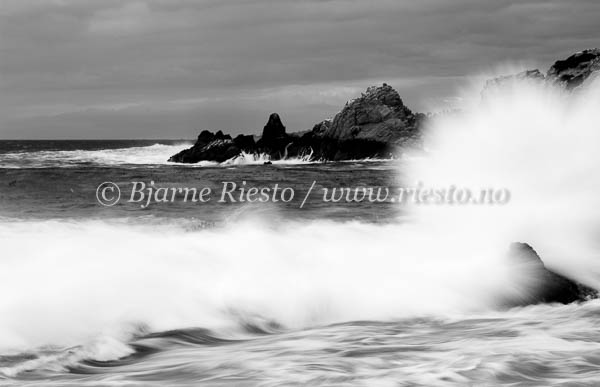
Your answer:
483;49;600;95
285;84;423;161
257;113;287;148
310;118;332;137
168;130;255;163
482;69;545;97
170;50;600;164
255;113;297;159
169;84;423;163
325;84;421;144
547;49;600;89
504;242;597;306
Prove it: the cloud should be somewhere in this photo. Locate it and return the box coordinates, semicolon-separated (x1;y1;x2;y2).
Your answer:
87;2;153;36
1;0;599;138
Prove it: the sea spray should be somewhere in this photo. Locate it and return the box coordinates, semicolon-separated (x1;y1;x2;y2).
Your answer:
1;73;600;361
0;219;513;354
404;74;600;286
0;143;194;168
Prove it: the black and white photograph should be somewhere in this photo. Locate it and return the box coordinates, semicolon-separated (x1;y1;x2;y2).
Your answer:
1;1;600;386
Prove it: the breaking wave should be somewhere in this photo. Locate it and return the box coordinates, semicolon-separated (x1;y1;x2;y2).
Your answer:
0;218;529;356
0;143;193;168
0;143;321;168
2;72;600;382
222;151;316;165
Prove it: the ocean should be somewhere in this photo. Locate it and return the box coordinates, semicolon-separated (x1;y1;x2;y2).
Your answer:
0;140;398;222
1;131;600;386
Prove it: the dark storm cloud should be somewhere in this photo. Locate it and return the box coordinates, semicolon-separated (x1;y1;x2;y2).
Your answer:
1;0;599;138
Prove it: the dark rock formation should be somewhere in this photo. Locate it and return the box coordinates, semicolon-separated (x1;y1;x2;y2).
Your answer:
326;84;421;144
547;49;600;89
483;49;600;96
289;84;423;161
169;84;422;163
482;69;545;97
233;134;256;151
198;130;230;146
255;113;295;159
169;130;255;163
310;119;331;137
258;113;287;147
170;50;600;164
505;242;597;306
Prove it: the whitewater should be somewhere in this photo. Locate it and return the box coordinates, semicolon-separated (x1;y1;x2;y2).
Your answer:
0;142;315;168
1;75;600;386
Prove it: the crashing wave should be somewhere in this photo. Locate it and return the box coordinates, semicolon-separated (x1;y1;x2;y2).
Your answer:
0;143;193;168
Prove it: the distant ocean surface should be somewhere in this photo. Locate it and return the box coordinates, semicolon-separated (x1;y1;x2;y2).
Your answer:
0;140;398;223
1;140;600;386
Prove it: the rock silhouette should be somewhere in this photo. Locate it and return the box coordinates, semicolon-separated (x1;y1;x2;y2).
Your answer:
170;49;600;164
169;84;422;163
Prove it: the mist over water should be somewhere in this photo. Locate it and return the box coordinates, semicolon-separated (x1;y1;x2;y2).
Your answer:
406;75;600;285
1;76;600;384
0;219;513;351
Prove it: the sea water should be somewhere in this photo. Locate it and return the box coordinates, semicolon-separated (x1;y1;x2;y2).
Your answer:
1;77;600;386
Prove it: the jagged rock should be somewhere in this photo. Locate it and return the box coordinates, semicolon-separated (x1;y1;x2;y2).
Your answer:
233;134;256;150
169;49;600;164
482;49;600;97
169;84;422;163
310;119;332;138
196;130;230;145
168;114;289;163
325;83;420;144
256;113;293;156
547;49;600;89
519;69;545;81
482;69;545;97
259;113;287;145
288;84;423;161
505;242;597;306
171;138;238;163
169;130;238;163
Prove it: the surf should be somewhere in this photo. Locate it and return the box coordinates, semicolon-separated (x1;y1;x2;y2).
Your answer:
1;69;600;370
0;142;193;168
0;218;521;355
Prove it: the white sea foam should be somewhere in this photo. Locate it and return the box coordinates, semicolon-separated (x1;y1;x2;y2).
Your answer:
404;74;600;284
221;151;316;165
0;219;517;355
1;72;600;370
0;143;320;168
0;143;193;168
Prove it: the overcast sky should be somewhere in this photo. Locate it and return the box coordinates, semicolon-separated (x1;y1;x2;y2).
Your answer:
1;0;599;139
